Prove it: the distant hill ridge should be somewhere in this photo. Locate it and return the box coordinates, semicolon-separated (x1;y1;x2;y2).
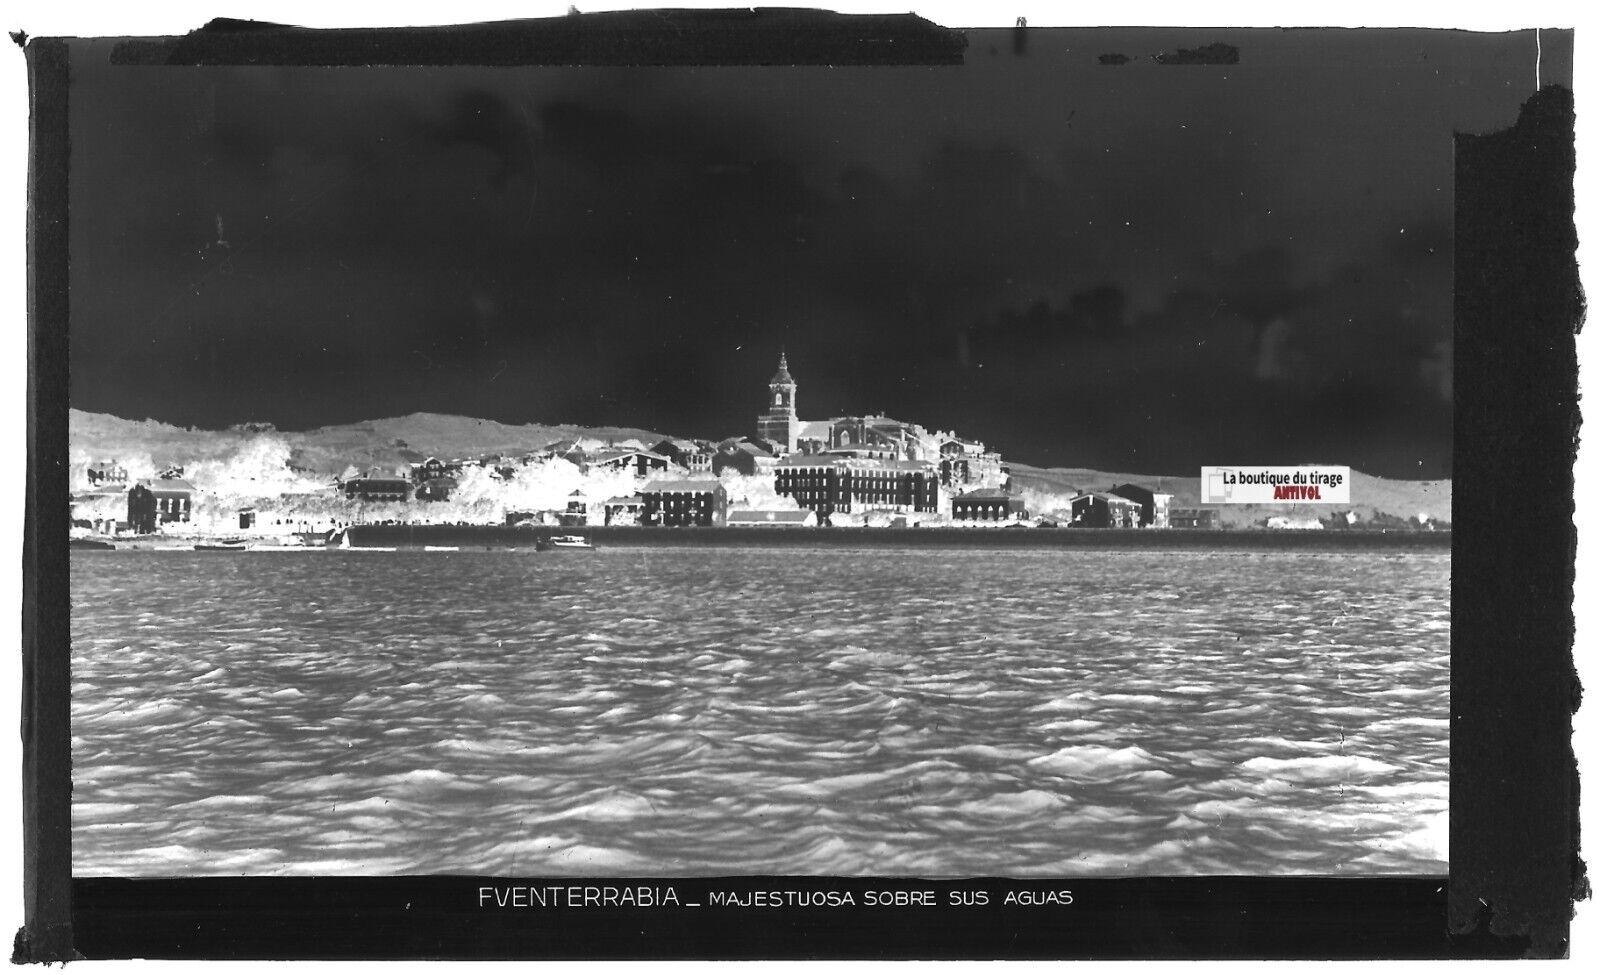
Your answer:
69;409;1451;524
70;409;671;476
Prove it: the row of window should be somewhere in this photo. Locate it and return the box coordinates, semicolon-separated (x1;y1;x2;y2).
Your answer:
777;473;934;483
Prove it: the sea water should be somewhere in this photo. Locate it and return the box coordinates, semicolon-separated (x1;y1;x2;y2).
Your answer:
69;547;1449;877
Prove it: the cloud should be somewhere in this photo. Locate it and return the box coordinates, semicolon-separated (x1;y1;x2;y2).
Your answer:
67;39;1481;478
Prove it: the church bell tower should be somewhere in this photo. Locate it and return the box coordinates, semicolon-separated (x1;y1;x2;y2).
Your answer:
756;352;799;454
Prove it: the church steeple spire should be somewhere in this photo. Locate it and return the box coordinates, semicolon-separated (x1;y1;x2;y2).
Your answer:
771;351;794;385
758;351;800;454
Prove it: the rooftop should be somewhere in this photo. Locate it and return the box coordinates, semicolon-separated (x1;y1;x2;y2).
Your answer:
134;477;196;493
591;448;671;464
1070;492;1141;505
642;477;724;493
776;455;935;472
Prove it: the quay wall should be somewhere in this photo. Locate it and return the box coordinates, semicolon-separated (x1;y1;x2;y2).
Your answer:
338;524;1451;551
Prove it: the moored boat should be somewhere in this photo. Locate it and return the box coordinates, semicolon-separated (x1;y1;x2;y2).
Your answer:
194;539;249;552
536;534;593;551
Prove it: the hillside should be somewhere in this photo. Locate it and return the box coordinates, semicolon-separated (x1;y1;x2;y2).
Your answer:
70;410;669;477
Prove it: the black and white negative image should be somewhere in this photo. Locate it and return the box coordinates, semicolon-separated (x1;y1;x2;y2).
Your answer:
67;22;1541;880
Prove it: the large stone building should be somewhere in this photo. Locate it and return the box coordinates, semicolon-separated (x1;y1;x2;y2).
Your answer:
341;472;411;503
641;477;729;527
754;354;1002;485
1067;492;1142;528
938;437;1008;491
774;455;939;519
950;488;1029;523
126;477;195;533
809;414;939;462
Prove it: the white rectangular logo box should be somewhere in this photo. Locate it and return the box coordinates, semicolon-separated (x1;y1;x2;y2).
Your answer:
1200;466;1352;504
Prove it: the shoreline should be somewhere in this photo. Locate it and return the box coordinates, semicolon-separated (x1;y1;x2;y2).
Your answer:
82;524;1452;551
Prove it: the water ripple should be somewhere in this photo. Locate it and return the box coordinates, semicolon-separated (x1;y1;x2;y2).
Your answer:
71;548;1449;877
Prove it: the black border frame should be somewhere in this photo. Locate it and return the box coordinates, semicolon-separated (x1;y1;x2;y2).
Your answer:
18;13;1583;960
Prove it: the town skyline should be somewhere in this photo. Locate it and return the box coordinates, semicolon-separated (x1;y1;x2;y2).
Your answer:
65;26;1571;479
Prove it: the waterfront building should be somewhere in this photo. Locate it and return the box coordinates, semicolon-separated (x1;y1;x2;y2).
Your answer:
563;489;591;527
341;472;411;503
727;509;818;527
1169;507;1220;530
126;478;195;533
1109;483;1174;528
602;494;646;526
641;477;728;527
1068;492;1142;528
1151;493;1173;529
774;455;939;519
950;488;1029;522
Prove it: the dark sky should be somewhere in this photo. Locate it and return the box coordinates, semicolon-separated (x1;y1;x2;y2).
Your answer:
67;26;1570;476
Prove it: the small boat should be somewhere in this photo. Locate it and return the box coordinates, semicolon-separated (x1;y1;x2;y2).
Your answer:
423;545;460;552
537;534;593;551
330;530;395;551
194;539;248;552
69;537;116;551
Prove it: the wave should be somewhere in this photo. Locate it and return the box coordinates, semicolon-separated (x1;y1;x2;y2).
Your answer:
1027;745;1164;779
70;546;1451;877
1239;754;1400;784
955;790;1063;818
